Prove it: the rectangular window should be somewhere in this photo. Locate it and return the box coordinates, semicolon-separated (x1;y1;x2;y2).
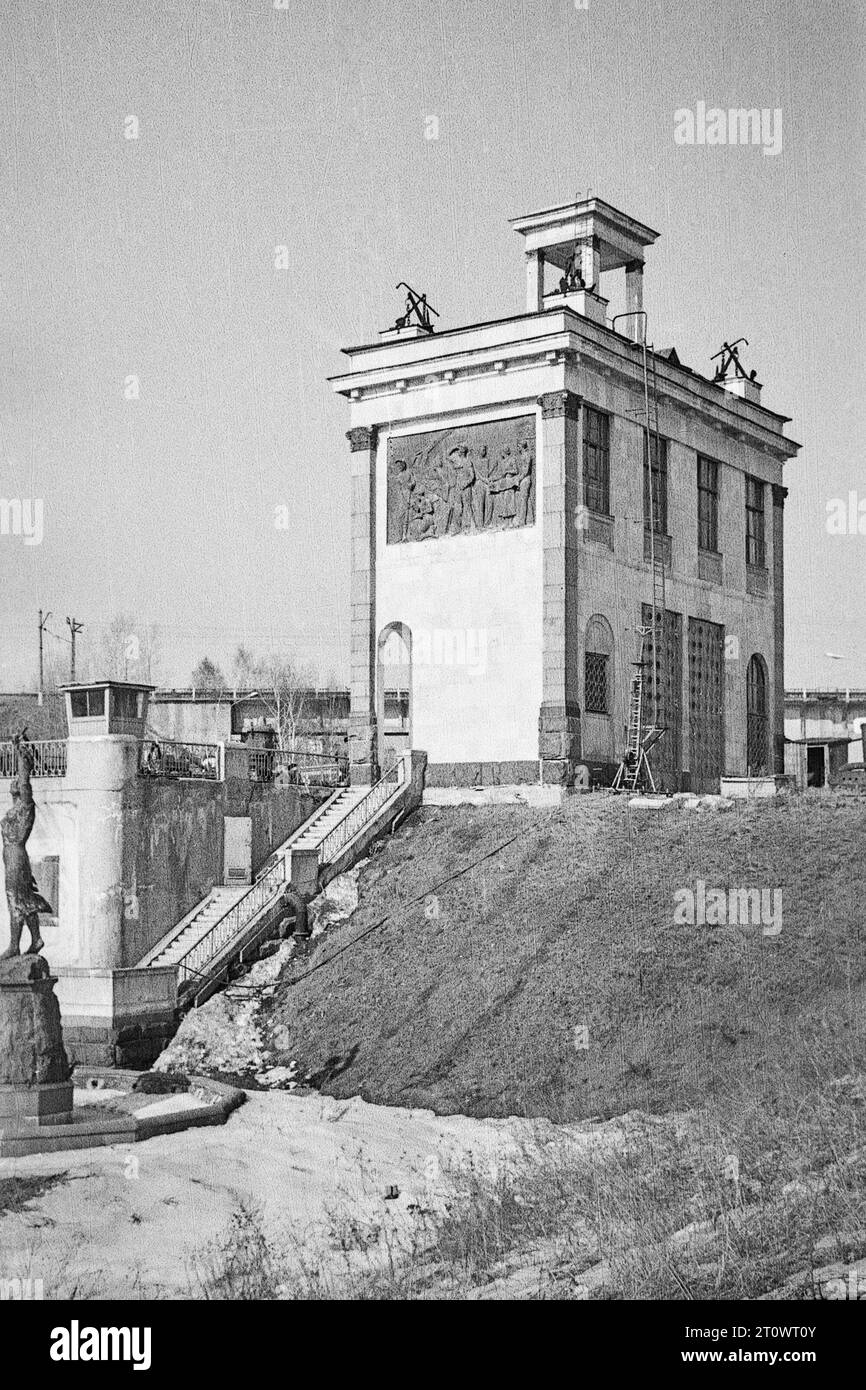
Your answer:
643;432;668;535
70;688;105;718
584;652;610;714
583;407;610;516
111;688;140;720
697;456;720;553
746;475;766;567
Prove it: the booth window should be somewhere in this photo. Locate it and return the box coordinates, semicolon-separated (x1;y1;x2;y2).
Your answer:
112;688;141;720
70;688;105;718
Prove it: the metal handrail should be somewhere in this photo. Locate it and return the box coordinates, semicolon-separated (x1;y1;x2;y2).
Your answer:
174;857;287;992
0;739;68;778
317;756;406;866
138;738;220;781
247;747;348;787
173;752;409;994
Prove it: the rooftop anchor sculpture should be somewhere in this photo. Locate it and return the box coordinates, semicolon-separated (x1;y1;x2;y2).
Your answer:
1;732;52;959
558;244;596;296
393;282;439;334
711;337;759;383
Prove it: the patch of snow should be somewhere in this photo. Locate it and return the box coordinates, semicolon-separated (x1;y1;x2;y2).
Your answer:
0;1090;649;1300
678;794;736;812
153;991;266;1076
246;938;297;986
134;1093;211;1118
309;864;363;937
255;1063;298;1090
73;1087;126;1104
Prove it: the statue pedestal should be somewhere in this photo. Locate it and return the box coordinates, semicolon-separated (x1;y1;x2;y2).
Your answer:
0;955;73;1127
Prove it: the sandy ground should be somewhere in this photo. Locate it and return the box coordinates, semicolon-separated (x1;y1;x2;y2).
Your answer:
0;1090;581;1299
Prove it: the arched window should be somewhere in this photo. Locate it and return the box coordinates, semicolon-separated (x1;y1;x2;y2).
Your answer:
377;622;412;771
746;654;769;774
584;615;614;716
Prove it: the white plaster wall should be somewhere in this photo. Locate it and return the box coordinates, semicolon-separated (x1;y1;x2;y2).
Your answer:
375;411;544;765
0;784;80;965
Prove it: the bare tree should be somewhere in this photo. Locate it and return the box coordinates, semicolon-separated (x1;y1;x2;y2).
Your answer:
254;654;315;750
83;614;162;684
226;647;314;748
230;644;259;695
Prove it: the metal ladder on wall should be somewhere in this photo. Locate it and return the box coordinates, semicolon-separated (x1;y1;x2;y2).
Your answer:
636;346;670;789
645;347;667;741
608;313;670;793
614;628;665;793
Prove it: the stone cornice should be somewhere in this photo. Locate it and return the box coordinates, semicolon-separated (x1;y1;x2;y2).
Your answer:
333;312;799;462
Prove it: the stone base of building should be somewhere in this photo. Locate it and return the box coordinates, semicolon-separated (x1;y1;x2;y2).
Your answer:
61;1020;178;1070
582;759;620;788
348;715;380;785
55;967;178;1069
426;760;539;788
538;702;583;786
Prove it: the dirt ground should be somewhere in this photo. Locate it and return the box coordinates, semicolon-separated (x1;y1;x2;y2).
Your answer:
261;792;866;1121
3;792;864;1302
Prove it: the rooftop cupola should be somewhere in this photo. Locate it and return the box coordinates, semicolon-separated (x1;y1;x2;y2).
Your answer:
61;679;153;738
510;196;659;339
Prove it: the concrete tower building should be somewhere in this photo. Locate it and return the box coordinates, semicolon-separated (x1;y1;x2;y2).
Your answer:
332;197;800;794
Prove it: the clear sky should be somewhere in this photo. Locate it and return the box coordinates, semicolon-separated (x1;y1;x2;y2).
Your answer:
1;0;863;691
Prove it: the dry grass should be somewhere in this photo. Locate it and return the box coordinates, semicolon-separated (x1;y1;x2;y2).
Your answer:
192;790;866;1301
194;1044;865;1301
265;792;866;1124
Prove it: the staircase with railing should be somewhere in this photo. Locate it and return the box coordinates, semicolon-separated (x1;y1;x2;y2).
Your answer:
284;755;415;895
137;749;425;1008
139;858;290;1007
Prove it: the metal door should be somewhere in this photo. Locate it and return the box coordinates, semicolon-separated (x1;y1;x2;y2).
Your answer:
688;617;725;792
641;604;683;792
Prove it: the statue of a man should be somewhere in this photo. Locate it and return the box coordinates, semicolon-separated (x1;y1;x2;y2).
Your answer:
1;734;52;958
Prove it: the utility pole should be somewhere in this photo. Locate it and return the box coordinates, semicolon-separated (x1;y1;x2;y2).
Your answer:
66;617;84;682
38;610;51;706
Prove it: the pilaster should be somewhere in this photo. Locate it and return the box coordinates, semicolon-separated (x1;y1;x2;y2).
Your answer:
771;483;787;773
538;390;582;783
348;425;380;784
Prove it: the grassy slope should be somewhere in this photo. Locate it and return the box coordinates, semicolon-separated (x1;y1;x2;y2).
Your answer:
267;792;866;1123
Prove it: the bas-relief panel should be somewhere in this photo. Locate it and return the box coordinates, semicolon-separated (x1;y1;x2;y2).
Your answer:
386;415;536;544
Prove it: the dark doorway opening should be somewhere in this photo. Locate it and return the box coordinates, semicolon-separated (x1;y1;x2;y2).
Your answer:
807;745;826;788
